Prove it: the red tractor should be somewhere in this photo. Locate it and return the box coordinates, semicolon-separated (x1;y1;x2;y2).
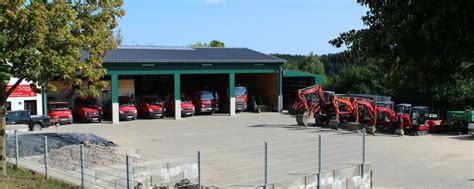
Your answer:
292;85;325;126
73;97;102;123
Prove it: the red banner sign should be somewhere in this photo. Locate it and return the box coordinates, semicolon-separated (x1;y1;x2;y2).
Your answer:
6;84;37;98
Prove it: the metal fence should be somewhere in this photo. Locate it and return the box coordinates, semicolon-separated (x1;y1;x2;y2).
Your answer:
5;130;367;189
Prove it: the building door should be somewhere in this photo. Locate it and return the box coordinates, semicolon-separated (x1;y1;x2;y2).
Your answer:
24;100;37;115
6;101;11;111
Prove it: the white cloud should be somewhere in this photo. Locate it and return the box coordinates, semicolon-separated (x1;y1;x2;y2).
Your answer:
205;0;225;5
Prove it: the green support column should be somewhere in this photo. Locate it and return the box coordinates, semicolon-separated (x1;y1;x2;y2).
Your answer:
229;73;235;116
174;73;181;119
111;74;119;124
277;68;283;112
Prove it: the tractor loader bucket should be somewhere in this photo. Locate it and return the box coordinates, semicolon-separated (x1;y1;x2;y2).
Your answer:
296;111;314;127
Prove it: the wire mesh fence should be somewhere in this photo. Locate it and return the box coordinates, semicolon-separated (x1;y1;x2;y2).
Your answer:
5;130;367;189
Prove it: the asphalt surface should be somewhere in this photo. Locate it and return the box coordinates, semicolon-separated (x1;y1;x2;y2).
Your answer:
40;112;474;188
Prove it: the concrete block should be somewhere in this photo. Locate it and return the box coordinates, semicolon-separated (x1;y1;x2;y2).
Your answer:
340;122;361;131
273;178;305;189
362;162;371;174
334;166;360;181
333;179;347;189
319;171;334;186
305;175;317;189
346;176;361;188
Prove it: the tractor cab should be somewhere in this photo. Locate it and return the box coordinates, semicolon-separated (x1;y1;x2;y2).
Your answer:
412;106;437;126
377;101;395;111
396;103;412;114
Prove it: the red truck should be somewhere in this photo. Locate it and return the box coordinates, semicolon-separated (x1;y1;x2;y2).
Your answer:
166;94;195;117
73;97;102;123
103;96;138;121
136;95;165;119
220;86;248;112
234;86;248;112
192;90;219;114
48;101;73;125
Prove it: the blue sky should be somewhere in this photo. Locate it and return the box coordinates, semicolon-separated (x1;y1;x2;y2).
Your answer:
118;0;367;55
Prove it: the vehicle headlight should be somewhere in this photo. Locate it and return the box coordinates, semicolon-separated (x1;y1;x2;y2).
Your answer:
134;109;137;114
148;108;154;112
192;107;195;110
201;105;206;108
69;115;73;118
119;110;124;114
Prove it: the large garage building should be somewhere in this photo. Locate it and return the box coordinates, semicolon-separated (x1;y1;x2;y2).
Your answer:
43;46;323;124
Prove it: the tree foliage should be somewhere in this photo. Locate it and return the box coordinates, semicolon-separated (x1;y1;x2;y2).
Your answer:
330;0;474;110
190;40;225;48
274;53;325;75
0;0;124;178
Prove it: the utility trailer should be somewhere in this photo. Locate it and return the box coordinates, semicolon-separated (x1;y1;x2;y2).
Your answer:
447;110;473;135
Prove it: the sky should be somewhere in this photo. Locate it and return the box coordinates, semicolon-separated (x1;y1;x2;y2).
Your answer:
118;0;368;55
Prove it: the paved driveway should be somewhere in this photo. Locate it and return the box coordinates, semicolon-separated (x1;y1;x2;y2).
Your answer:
42;112;474;188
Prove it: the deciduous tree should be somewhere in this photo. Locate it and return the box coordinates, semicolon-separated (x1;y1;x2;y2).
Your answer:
0;1;124;178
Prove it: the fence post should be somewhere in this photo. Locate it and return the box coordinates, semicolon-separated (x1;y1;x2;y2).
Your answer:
80;144;85;189
43;136;48;179
361;128;366;177
264;142;268;189
14;130;19;168
318;135;322;189
197;151;201;189
126;154;130;189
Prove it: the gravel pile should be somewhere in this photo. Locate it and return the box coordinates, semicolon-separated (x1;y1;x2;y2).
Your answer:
41;142;126;171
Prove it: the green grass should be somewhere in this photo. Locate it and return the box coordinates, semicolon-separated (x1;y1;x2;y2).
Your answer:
0;163;79;189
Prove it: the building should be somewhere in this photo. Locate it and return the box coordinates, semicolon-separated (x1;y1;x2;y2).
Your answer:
32;46;323;124
5;78;45;115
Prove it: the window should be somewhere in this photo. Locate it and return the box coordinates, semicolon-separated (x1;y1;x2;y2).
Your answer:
6;101;11;111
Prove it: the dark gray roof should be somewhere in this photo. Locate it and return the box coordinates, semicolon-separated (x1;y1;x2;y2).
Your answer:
82;46;286;63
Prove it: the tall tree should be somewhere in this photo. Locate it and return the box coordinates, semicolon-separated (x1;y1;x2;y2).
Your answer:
0;1;124;178
190;40;225;48
330;0;474;110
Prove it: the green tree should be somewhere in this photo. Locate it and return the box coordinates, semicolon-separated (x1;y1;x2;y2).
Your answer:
330;0;474;110
190;40;225;47
0;1;124;178
278;53;325;75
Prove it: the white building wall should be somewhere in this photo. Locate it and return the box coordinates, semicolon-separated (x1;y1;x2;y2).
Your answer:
6;78;43;115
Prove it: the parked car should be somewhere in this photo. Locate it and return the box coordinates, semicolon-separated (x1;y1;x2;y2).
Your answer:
48;101;73;125
103;96;137;120
6;110;51;131
136;95;165;119
191;90;219;114
73;97;102;123
166;93;195;117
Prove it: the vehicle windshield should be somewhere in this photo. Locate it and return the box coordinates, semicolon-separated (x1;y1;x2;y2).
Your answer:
339;103;348;112
235;87;247;96
49;103;69;110
412;108;427;117
83;99;99;107
396;106;410;114
200;92;216;100
143;97;162;105
181;95;192;102
119;98;134;106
